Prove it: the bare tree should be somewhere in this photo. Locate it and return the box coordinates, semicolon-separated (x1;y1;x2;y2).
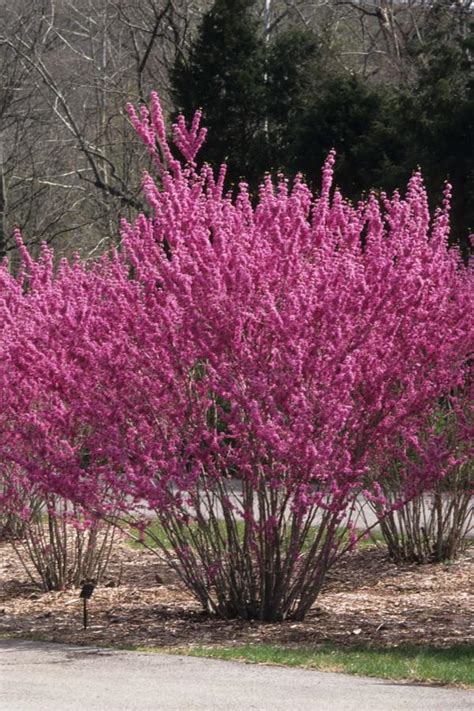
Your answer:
0;0;204;258
331;0;473;85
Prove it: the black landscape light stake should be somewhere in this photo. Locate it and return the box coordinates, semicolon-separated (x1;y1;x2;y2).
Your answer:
79;580;96;630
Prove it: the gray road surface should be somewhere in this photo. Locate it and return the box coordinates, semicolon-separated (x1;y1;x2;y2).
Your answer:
0;640;473;711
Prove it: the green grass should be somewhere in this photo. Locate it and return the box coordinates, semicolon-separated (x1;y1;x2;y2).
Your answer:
5;629;471;687
128;519;173;549
128;518;384;551
163;643;474;687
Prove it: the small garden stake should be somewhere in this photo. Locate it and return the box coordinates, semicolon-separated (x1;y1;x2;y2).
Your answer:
79;580;96;630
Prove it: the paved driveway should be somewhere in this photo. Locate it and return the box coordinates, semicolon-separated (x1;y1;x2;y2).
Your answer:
1;639;472;710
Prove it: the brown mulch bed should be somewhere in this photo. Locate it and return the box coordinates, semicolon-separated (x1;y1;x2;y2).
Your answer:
0;539;472;651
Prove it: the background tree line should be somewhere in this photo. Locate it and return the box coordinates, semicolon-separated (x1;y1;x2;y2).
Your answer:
1;0;473;259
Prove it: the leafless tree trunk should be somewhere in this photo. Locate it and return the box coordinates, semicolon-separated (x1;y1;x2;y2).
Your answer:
0;0;204;257
0;135;6;259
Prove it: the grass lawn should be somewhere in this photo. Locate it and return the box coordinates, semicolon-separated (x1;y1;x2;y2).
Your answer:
161;643;474;687
128;518;385;551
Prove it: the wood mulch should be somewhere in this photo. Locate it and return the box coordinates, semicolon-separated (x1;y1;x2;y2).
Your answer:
0;538;472;651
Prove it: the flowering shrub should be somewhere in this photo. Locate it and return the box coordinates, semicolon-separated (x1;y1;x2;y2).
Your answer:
0;93;472;617
0;247;121;589
373;460;473;564
1;480;116;591
364;392;473;563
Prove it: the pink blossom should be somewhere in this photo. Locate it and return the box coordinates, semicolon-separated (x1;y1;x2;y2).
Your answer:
0;93;472;619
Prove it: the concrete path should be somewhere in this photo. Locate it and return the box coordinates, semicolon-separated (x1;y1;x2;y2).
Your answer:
0;639;472;711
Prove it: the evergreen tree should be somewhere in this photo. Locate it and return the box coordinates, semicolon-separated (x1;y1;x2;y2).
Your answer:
287;74;400;199
265;29;322;168
402;2;474;255
170;0;472;256
171;0;267;186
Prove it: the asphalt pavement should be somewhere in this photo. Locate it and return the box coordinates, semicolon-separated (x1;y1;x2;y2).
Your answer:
1;639;473;710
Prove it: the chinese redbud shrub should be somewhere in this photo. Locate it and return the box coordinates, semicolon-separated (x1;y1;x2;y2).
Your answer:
0;252;119;590
373;460;473;564
0;92;473;618
363;390;473;564
2;478;116;592
115;95;472;618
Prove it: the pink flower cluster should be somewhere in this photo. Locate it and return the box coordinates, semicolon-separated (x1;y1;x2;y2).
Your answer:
0;93;472;531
